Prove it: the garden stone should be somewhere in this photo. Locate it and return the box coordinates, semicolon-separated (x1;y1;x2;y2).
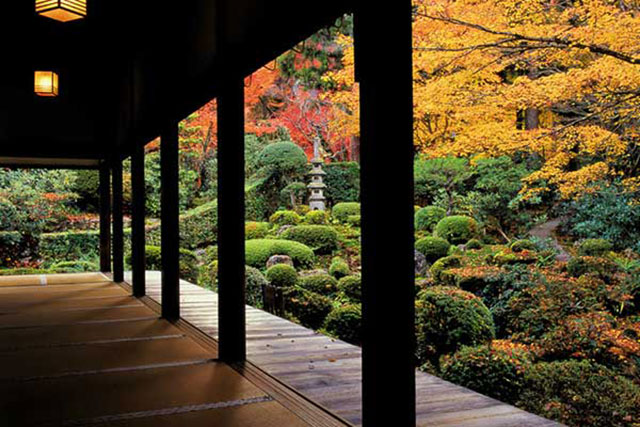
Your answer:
299;269;329;277
266;255;294;269
415;250;428;276
277;225;294;236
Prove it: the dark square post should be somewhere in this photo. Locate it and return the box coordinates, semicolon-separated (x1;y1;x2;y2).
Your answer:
112;160;124;283
161;120;180;321
99;164;111;273
217;73;246;363
131;143;146;297
355;1;416;425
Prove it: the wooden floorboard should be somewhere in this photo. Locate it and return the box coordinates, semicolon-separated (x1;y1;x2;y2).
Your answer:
0;273;346;427
136;271;559;427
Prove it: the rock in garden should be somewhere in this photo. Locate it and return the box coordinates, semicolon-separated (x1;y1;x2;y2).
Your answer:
415;250;428;276
277;225;294;236
266;255;294;269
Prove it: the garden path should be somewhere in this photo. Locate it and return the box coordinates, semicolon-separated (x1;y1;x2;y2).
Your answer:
529;218;571;262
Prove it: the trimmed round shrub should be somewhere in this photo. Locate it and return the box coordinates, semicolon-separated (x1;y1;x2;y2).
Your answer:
415;286;495;365
305;210;328;225
283;288;333;330
347;215;361;227
465;238;483;250
519;360;640;427
332;202;361;223
245;266;267;308
245;239;314;269
329;256;350;279
415;236;451;263
294;204;311;216
435;216;479;244
578;238;613;257
269;210;302;226
415;206;446;232
280;225;338;254
130;245;199;283
258;141;308;175
510;239;536;253
567;256;619;281
245;221;270;239
429;255;462;284
337;275;361;302
300;274;338;296
324;304;362;345
199;260;218;290
50;260;99;273
441;340;535;405
265;264;298;288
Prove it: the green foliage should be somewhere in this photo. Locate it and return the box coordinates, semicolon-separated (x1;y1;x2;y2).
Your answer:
578;239;613;257
435;216;479;244
0;231;25;268
71;170;100;211
127;245;199;283
414;157;472;207
50;260;98;273
199;260;218;290
280;225;338;254
269;210;302;226
346;215;361;227
519;360;640;427
258;141;308;176
429;255;462;284
510;239;536;253
415;206;446;232
279;182;308;209
245;222;271;240
329;256;350;279
179;200;218;249
441;341;535;405
323;162;360;206
283;287;333;330
567;256;619;281
305;210;329;225
245;266;267;308
40;231;100;263
245;239;314;269
265;264;298;288
324;304;362;344
415;286;495;365
415;236;451;263
332;202;360;223
337;275;361;302
299;274;338;296
0;267;54;276
465;238;483;250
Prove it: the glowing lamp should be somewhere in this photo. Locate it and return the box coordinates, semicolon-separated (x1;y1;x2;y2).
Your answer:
34;71;59;97
36;0;86;22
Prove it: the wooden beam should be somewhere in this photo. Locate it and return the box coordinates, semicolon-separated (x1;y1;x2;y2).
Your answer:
161;121;180;321
131;143;146;297
99;164;111;273
355;2;416;426
217;74;246;363
112;160;124;283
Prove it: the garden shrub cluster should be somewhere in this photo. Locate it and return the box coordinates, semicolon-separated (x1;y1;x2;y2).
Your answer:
329;256;350;278
300;273;338;296
269;210;302;226
331;202;360;223
324;304;362;345
265;264;298;288
434;216;479;244
415;236;450;263
245;239;314;269
245;221;270;239
280;225;338;254
40;230;100;263
415;206;446;232
323;162;360;206
337;275;361;302
125;245;199;283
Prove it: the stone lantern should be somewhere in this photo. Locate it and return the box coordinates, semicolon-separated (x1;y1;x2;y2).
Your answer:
308;139;327;211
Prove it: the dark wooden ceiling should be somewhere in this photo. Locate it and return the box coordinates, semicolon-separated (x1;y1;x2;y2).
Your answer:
0;0;350;167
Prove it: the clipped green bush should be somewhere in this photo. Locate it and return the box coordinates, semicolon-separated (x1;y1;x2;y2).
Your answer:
329;256;350;279
269;210;302;226
245;239;314;269
415;236;451;263
300;274;338;296
0;267;53;276
0;231;25;267
510;239;536;253
126;245;199;283
305;210;328;225
199;260;218;290
347;215;361;227
465;238;483;250
40;230;100;262
245;221;270;239
180;200;218;249
332;202;361;223
567;256;619;281
265;264;298;288
50;260;98;273
337;275;361;302
429;255;462;284
435;216;479;244
519;360;640;427
258;141;308;175
415;206;446;232
578;238;613;257
283;287;333;330
280;225;338;254
441;341;535;405
246;266;267;308
415;286;495;365
324;304;362;345
324;162;360;206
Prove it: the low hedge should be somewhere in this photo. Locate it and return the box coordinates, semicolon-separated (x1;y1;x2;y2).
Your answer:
578;238;613;257
435;216;479;244
337;275;361;302
324;304;362;345
299;274;338;296
145;201;218;249
284;287;333;330
415;206;446;232
415;286;495;365
415;236;450;263
280;225;338;254
265;264;298;288
245;239;314;269
331;202;360;223
245;222;271;239
329;256;350;279
510;239;536;253
304;210;328;225
40;230;100;262
50;260;99;273
429;255;462;284
125;245;199;283
269;210;302;226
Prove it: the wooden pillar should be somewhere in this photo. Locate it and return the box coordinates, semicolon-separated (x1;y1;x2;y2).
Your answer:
131;143;146;297
217;74;246;363
99;164;111;273
355;2;416;426
112;160;124;283
161;120;180;321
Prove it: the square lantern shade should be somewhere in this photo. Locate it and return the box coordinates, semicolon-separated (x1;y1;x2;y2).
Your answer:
35;0;86;22
34;71;59;97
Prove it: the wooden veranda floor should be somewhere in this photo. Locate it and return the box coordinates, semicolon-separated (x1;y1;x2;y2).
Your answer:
133;271;559;427
0;273;347;426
